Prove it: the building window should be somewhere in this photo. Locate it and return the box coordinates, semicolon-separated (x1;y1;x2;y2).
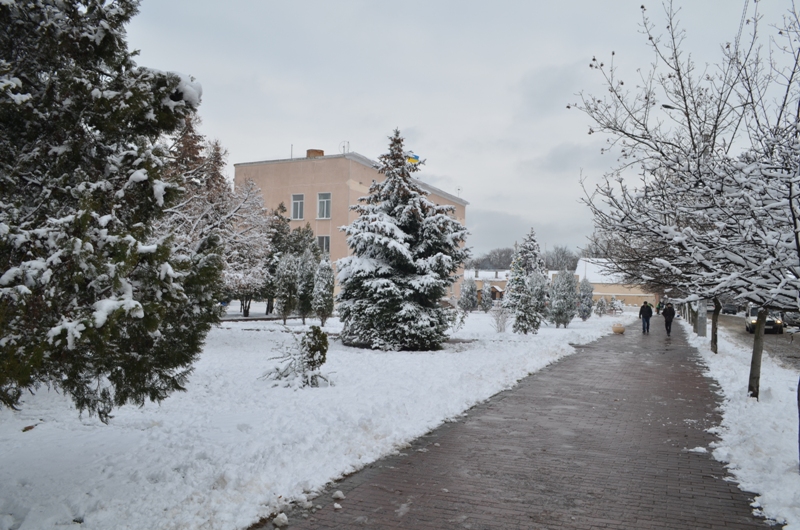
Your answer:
291;194;304;220
318;192;331;219
317;235;330;254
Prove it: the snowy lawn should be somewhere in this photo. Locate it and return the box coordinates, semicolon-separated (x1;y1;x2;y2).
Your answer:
682;319;800;529
0;310;635;530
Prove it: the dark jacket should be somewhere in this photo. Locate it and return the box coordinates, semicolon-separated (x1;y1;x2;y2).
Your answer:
662;306;676;322
639;304;653;319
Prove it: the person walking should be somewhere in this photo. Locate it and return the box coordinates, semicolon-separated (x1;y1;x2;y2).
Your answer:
639;301;653;333
662;302;676;337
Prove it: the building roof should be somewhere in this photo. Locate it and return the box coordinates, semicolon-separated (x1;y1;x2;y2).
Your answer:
465;269;509;280
575;258;626;284
234;151;469;207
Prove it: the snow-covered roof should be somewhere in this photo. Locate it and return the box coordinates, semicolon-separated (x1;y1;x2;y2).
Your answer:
575;258;626;284
465;269;509;281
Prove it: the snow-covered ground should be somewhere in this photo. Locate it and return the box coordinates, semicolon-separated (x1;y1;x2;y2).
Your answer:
681;319;800;529
0;309;796;529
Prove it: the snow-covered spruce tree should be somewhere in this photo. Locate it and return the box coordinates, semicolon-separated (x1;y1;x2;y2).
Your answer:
512;271;548;334
480;280;493;312
503;250;527;311
263;326;330;388
531;271;549;320
610;295;623;314
512;282;537;334
517;228;547;276
337;129;469;350
458;278;479;312
312;257;335;326
262;203;291;314
0;1;223;420
578;277;594;321
549;270;578;328
274;254;299;325
297;248;318;324
594;296;608;317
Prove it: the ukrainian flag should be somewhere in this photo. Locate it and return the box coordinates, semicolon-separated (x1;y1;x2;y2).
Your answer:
406;153;420;164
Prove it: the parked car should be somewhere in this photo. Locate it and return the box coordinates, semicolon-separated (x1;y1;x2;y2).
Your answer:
721;304;738;315
744;307;784;334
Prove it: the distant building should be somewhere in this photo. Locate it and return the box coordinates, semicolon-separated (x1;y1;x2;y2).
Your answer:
575;258;656;306
465;269;509;303
234;149;469;295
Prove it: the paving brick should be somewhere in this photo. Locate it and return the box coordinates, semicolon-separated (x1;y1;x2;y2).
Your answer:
250;320;778;530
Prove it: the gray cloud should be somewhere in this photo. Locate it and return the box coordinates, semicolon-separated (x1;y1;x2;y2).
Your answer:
466;208;592;257
125;0;789;257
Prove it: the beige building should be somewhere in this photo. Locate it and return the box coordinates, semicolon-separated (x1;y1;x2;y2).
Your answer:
234;149;469;293
466;269;509;303
575;258;656;306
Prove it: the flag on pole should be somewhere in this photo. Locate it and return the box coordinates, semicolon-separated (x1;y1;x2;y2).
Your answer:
406;153;420;164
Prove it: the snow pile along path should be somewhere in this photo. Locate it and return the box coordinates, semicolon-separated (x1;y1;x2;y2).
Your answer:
0;311;636;530
682;319;800;529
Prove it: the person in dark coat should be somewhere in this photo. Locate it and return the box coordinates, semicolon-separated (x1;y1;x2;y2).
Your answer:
639;301;653;333
662;303;676;337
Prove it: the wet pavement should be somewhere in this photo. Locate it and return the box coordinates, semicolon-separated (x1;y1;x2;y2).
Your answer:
253;317;776;529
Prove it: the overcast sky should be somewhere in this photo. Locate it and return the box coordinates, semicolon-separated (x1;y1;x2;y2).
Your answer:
126;0;788;257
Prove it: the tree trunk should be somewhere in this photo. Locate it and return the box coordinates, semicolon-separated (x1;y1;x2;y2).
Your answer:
748;308;768;399
242;296;252;318
690;303;698;334
267;297;274;315
711;297;721;354
797;375;800;474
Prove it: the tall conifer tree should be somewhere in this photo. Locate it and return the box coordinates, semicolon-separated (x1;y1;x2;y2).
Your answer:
0;0;221;420
337;130;469;350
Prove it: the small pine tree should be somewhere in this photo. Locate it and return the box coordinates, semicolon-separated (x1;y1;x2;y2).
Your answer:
459;278;479;312
513;272;548;334
517;228;547;276
513;278;537;334
480;281;494;312
578;277;594;321
312;257;335;326
610;295;623;314
286;222;322;260
503;250;527;311
530;271;550;322
297;249;318;324
264;326;330;388
549;270;578;328
275;254;300;324
594;296;608;317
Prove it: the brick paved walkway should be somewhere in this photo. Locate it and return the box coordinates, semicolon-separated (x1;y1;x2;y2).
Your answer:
257;317;776;529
